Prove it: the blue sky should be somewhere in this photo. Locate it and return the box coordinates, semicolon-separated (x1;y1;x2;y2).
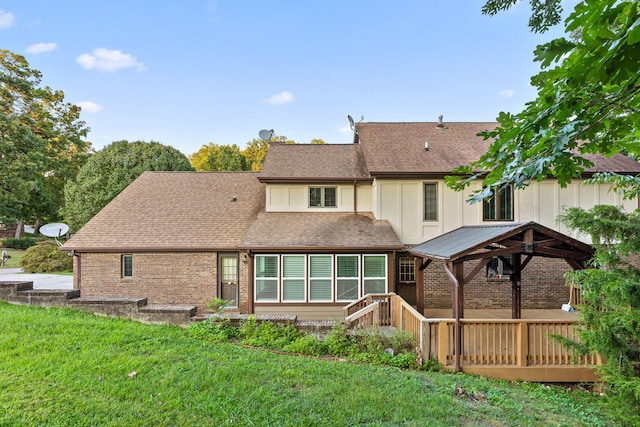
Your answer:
2;1;565;156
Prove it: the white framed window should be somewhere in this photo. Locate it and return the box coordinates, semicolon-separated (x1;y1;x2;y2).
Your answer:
309;255;333;301
255;255;279;301
309;187;337;208
121;254;133;278
336;255;360;301
253;254;388;303
363;255;387;294
282;255;306;302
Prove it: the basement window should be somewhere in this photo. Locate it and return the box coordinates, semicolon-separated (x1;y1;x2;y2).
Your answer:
121;255;133;278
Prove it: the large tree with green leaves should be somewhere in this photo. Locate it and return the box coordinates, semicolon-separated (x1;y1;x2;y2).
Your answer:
446;1;640;412
446;1;639;201
0;50;90;231
190;143;248;172
61;140;193;231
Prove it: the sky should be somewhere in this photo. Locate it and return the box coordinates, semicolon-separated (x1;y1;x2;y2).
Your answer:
2;1;567;156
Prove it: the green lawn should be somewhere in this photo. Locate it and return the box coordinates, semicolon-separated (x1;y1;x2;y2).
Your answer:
0;302;632;427
1;248;24;268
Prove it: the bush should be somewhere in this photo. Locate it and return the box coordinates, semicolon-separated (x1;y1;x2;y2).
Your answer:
187;318;238;343
2;237;36;250
20;241;72;273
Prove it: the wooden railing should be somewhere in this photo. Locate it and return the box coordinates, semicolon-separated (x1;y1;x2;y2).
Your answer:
344;293;393;327
344;293;601;382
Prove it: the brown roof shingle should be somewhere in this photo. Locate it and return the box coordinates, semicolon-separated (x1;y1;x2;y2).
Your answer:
259;143;370;182
357;121;640;176
61;171;264;251
240;212;403;251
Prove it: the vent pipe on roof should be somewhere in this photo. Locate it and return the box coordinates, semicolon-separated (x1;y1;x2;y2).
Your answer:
436;115;445;128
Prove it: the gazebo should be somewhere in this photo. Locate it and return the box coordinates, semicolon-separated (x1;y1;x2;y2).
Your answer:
408;221;595;320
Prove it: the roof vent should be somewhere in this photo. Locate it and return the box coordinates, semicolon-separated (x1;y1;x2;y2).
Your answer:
436;115;446;129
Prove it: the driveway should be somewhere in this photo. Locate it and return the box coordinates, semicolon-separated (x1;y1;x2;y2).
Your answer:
0;267;73;290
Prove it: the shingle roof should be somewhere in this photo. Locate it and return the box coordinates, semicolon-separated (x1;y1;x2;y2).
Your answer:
239;212;403;251
61;171;264;251
259;143;370;182
357;121;640;176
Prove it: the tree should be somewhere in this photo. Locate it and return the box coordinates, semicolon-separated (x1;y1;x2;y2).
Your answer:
0;50;90;231
446;1;640;202
190;143;247;172
447;1;640;413
61;140;193;231
243;139;269;172
559;205;640;410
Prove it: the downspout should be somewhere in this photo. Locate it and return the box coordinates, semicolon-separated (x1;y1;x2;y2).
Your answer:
443;261;461;373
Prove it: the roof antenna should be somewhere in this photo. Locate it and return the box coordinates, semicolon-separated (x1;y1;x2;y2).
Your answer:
258;129;275;141
347;115;363;135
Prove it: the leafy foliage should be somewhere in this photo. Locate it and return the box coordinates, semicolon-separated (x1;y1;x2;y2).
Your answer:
190;142;247;171
559;205;640;409
0;50;90;225
20;240;72;273
61;140;193;231
448;1;640;202
1;237;36;250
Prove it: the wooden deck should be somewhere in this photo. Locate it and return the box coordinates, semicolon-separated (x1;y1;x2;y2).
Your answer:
345;294;599;383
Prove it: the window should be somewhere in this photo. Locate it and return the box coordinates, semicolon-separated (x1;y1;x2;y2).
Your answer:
255;255;278;301
309;255;333;301
486;255;513;279
309;187;337;208
121;255;133;278
398;256;415;283
282;255;305;301
423;183;438;221
483;185;513;221
336;255;359;301
253;254;388;303
363;255;387;294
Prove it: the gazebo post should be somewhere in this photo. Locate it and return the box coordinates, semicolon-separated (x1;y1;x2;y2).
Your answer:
511;254;522;319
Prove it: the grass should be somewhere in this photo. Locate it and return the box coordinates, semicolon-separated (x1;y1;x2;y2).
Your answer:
0;302;634;427
1;248;25;268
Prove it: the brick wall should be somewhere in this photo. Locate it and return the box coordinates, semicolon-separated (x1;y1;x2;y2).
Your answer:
78;252;251;313
423;257;570;310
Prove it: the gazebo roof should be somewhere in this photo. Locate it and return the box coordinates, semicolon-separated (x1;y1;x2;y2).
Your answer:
408;221;594;266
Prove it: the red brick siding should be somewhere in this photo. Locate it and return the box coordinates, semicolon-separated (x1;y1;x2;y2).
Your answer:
78;252;250;313
423;257;570;310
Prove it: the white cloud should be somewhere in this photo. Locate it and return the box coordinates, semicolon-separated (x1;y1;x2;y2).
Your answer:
25;42;57;54
0;10;15;28
500;89;514;98
265;91;295;105
77;101;103;113
76;48;145;72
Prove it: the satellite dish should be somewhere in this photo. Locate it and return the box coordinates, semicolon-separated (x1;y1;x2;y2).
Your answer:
40;223;69;238
347;115;359;135
259;129;274;141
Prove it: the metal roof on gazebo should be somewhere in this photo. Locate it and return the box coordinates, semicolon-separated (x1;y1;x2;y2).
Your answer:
409;223;527;260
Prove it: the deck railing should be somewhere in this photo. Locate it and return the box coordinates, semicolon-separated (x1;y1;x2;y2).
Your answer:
344;293;601;382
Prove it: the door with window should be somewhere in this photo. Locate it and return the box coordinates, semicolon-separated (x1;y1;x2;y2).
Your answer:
219;254;238;308
397;255;417;306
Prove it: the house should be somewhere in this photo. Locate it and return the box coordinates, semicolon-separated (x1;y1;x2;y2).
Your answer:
61;120;640;320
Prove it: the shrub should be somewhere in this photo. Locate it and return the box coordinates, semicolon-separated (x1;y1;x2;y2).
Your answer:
283;335;327;356
187;318;238;343
323;323;354;357
240;318;303;350
20;241;72;273
2;237;36;250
